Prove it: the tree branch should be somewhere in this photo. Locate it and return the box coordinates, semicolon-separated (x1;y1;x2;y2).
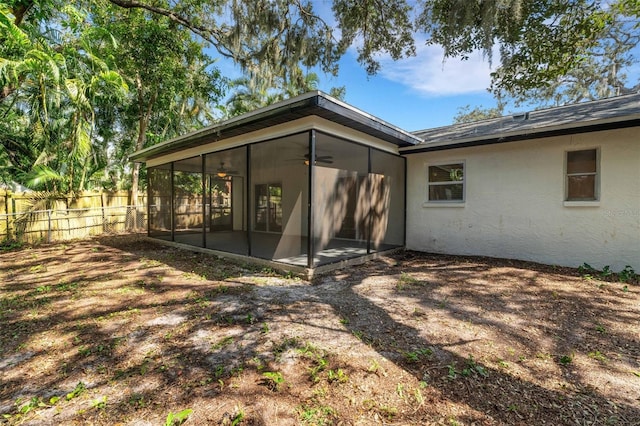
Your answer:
106;0;225;46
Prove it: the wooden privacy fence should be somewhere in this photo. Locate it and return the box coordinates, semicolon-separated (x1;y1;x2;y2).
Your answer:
0;191;147;244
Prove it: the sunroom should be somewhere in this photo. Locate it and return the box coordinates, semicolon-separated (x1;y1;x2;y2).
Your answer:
130;92;421;274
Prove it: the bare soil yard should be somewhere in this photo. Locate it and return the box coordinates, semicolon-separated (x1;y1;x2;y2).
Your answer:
1;235;639;425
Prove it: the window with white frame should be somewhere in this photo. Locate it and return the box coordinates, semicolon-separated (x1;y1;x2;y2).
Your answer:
427;162;465;202
566;149;599;201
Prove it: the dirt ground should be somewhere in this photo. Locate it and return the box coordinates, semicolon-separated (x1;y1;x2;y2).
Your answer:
1;234;639;425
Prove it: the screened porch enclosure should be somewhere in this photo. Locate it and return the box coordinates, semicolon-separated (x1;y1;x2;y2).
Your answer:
147;129;405;269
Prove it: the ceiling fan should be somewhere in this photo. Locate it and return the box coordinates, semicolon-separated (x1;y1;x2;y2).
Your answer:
301;153;334;165
215;162;239;178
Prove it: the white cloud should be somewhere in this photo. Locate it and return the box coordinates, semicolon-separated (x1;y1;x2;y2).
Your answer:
377;44;497;96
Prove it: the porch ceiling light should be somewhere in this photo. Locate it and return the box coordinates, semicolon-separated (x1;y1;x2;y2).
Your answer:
216;162;237;178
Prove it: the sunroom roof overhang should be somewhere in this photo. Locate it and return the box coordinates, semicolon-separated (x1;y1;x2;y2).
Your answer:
130;91;422;162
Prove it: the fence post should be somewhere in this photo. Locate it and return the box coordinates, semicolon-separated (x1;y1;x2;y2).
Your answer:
10;195;15;241
4;191;9;241
47;209;52;243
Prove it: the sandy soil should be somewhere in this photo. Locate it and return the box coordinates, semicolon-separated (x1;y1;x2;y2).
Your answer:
1;234;638;425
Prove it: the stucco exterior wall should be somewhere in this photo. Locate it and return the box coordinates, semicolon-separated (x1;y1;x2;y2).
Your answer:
405;127;640;271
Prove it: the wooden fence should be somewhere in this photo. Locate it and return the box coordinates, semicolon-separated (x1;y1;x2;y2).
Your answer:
0;191;147;244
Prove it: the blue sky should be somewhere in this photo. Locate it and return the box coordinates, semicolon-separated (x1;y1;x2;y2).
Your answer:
314;44;501;131
216;43;501;132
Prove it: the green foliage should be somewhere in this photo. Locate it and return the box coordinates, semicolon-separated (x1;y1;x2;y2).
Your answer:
588;350;607;362
404;347;433;363
559;355;573;365
165;408;193;426
326;368;348;384
619;266;638;284
261;371;285;391
453;103;505;124
579;263;638;284
66;382;86;400
297;403;337;425
448;356;489;379
3;0;638;194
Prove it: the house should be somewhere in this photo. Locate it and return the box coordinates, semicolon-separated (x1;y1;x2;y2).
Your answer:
130;91;640;275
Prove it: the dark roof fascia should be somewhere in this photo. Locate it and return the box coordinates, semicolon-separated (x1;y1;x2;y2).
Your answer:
402;117;640;155
130;92;422;162
313;95;422;147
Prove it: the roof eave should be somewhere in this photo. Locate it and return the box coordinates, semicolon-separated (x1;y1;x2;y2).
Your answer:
401;114;640;154
130;92;422;163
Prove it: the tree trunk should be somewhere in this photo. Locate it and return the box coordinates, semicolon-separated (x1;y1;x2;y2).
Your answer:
130;74;157;229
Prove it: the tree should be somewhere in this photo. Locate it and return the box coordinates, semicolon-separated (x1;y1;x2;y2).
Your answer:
96;0;632;101
226;71;328;117
90;4;226;209
0;5;127;192
4;0;638;193
453;104;504;124
492;1;640;107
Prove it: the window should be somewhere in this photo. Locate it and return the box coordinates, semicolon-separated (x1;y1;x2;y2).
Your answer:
428;162;464;202
254;183;282;232
566;149;598;201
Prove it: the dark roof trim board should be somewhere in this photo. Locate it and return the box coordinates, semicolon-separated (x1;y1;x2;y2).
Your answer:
403;92;640;154
130;91;422;162
402;118;640;154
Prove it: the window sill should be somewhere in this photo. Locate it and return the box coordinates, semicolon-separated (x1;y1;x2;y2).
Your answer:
423;202;465;208
563;201;600;207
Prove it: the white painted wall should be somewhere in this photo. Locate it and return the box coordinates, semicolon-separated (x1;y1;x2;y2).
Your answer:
405;127;640;271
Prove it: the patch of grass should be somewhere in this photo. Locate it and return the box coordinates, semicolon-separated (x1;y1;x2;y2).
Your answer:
559;354;573;366
297;404;337;425
29;264;46;273
448;356;489;379
182;271;206;281
0;239;24;251
588;350;607;362
326;368;348;384
308;356;328;383
536;352;553;361
164;408;193;426
619;265;638;284
261;371;285;391
66;382;86;401
227;405;245;426
91;396;107;410
462;355;488;378
273;336;301;360
367;359;385;375
404;347;433;363
212;336;234;350
579;263;639;284
396;272;417;290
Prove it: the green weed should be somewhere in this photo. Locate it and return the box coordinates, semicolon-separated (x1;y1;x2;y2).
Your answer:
588;351;607;362
297;404;336;425
404;347;433;363
212;336;234;350
326;368;348;384
462;355;488;378
165;408;193;426
559;354;573;365
261;371;285;391
66;382;86;401
91;396;107;410
619;265;638;283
